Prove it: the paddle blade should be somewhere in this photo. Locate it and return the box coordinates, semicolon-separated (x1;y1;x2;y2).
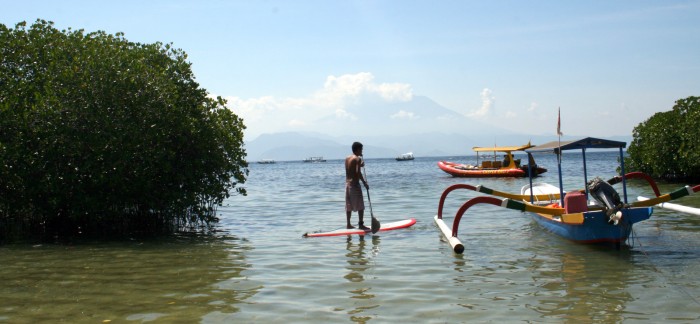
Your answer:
371;216;380;234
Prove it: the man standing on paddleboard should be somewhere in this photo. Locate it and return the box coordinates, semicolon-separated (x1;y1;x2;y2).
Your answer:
345;142;370;230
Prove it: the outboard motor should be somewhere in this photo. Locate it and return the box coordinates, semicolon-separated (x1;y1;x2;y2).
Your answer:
587;177;624;225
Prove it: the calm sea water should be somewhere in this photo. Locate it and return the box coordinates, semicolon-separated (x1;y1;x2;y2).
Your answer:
2;152;700;323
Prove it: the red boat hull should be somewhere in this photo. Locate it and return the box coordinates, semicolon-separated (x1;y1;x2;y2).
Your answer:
438;160;546;178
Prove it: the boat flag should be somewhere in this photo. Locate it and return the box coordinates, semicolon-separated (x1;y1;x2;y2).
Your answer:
557;107;563;136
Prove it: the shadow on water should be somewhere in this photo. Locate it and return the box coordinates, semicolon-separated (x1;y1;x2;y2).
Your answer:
344;235;381;323
527;246;635;323
0;233;260;322
447;219;641;322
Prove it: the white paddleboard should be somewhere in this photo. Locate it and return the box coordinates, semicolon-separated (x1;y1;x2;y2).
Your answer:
303;218;416;238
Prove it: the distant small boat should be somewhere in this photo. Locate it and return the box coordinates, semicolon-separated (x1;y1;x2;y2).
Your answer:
257;159;276;164
396;152;414;161
303;156;326;163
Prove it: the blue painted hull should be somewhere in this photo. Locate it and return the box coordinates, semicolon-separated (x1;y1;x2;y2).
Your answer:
531;207;653;244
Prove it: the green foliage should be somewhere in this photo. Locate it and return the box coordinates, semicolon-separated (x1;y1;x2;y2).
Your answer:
626;96;700;182
0;20;248;242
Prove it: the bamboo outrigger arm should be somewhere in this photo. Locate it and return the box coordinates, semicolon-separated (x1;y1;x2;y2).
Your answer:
608;171;700;208
447;197;572;237
488;171;686;205
608;172;662;197
436;184;564;216
631;185;700;207
435;184;572;254
474;185;564;201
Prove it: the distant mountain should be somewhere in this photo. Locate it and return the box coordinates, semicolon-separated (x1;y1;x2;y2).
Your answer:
311;95;501;137
244;131;632;162
245;132;395;161
243;94;632;161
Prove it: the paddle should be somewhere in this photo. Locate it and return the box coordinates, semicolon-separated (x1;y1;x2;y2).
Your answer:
361;160;381;234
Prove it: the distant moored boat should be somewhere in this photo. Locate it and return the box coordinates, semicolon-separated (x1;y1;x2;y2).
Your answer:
303;156;326;163
396;152;414;161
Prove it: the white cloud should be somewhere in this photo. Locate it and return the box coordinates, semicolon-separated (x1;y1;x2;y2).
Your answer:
222;72;413;137
505;111;517;118
468;88;495;117
375;82;414;101
436;114;453;121
335;108;358;120
318;72;413;105
288;119;307;127
390;110;419;120
528;102;537;112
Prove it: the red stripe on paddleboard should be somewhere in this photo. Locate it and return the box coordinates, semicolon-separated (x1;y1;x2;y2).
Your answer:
303;218;416;238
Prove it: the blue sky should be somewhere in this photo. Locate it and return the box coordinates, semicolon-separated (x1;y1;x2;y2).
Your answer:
3;1;699;139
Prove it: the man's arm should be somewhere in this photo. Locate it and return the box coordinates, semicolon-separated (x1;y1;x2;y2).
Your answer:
356;157;368;189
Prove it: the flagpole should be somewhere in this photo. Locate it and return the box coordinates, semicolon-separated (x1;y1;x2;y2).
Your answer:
557;107;564;205
557;107;562;164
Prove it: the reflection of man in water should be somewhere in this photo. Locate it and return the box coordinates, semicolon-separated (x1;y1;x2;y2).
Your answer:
345;142;369;230
344;236;369;283
344;236;380;283
343;235;380;320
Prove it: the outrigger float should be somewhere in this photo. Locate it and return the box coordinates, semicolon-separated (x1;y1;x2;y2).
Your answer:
437;143;547;178
637;196;700;216
435;137;700;254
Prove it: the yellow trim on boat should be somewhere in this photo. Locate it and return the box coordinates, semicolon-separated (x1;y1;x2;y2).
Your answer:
525;204;564;215
534;212;585;225
485;188;561;201
561;213;585;224
472;143;533;153
631;194;671;207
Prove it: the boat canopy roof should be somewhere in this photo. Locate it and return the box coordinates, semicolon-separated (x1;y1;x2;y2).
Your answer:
525;137;626;154
473;143;534;153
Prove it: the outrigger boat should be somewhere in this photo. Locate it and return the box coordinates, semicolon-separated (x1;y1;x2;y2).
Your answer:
435;137;700;254
437;143;547;177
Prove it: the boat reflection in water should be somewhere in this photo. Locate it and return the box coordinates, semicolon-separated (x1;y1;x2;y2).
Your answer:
532;248;633;322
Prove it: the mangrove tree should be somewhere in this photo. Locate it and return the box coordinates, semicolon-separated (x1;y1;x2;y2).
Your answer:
0;20;248;242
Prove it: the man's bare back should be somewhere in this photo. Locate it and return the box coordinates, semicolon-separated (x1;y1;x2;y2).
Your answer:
345;154;363;184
